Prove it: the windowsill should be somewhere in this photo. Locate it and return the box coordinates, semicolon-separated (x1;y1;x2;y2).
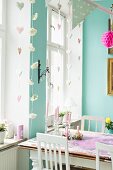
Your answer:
0;138;26;151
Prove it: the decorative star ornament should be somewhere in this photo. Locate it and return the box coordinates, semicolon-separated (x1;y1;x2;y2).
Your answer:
29;0;35;4
31;62;38;69
29;43;35;52
29;28;37;36
32;13;38;21
29;79;34;86
30;95;38;102
29;113;37;119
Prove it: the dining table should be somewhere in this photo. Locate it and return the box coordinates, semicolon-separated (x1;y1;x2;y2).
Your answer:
18;129;113;170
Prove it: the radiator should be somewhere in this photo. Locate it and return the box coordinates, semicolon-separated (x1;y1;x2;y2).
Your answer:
0;146;17;170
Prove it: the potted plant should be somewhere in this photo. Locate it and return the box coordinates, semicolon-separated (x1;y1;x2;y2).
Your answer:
105;117;113;133
0;123;6;144
58;111;66;124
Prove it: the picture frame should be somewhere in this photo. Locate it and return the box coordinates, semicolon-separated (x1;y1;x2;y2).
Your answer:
108;19;113;54
107;58;113;95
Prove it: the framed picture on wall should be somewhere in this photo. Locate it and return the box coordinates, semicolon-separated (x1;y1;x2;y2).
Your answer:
107;58;113;95
108;19;113;54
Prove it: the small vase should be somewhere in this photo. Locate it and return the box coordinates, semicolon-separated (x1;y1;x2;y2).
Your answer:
108;129;113;134
0;131;6;144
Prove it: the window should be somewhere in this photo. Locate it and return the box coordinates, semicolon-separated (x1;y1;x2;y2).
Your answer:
0;0;6;119
46;5;83;121
46;7;67;116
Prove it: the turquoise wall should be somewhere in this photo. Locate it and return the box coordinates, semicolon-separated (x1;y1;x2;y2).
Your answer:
29;0;113;137
83;1;113;119
29;0;47;138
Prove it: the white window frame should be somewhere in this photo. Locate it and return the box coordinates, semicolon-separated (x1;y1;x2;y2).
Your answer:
0;0;6;119
46;6;67;116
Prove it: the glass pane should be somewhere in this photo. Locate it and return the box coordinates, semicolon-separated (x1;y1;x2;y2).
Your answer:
0;0;2;25
49;48;64;115
51;11;64;46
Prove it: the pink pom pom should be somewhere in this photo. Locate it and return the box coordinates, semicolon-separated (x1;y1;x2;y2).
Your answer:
101;31;113;48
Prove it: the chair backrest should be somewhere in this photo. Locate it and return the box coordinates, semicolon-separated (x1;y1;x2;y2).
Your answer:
96;142;113;170
36;133;70;170
81;115;105;133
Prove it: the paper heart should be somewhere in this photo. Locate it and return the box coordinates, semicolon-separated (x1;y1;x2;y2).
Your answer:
17;27;24;34
18;47;22;55
16;2;24;10
57;23;61;30
29;79;34;85
78;38;81;44
67;64;72;70
16;68;22;78
17;95;21;102
18;71;22;78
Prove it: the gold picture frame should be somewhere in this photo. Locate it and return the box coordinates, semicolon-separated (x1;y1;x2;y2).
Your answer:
107;58;113;95
108;19;113;54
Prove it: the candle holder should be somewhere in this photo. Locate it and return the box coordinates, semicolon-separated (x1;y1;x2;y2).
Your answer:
45;116;48;134
53;120;60;135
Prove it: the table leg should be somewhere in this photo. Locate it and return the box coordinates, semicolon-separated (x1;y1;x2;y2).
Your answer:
30;156;39;170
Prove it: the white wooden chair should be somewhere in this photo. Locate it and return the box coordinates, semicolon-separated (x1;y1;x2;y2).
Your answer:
36;133;70;170
96;142;113;170
81;115;105;133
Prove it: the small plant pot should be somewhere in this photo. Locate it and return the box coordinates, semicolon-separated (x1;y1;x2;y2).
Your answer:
0;131;6;144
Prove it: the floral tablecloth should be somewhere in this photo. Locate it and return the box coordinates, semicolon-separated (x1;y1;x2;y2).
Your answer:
68;131;113;158
19;131;113;159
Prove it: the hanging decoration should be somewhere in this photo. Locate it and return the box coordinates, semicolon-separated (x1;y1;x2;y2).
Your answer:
17;26;24;34
16;2;24;10
29;43;35;52
31;61;38;69
16;1;25;104
57;2;61;30
66;0;72;87
30;95;38;102
29;27;37;36
101;4;113;48
32;13;38;21
17;95;22;103
18;47;22;55
29;113;37;119
28;79;34;86
29;0;35;4
29;0;38;122
101;31;113;48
